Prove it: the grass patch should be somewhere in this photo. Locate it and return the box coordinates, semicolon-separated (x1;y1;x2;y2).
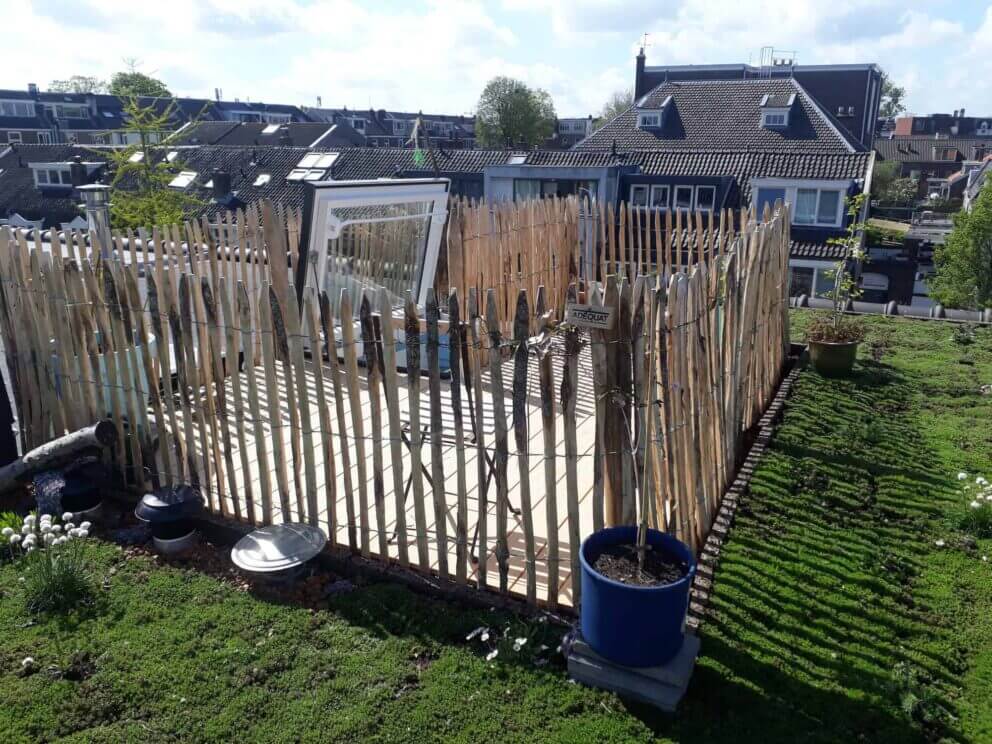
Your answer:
0;312;989;743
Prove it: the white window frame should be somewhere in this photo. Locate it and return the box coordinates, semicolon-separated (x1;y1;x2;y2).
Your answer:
37;131;52;144
7;131;23;144
673;185;694;211
629;184;648;206
695;185;716;212
169;171;198;189
762;111;788;127
750;178;850;227
637;112;662;129
650;184;669;209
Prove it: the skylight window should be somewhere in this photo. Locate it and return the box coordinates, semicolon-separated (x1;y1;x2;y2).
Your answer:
166;151;179;162
507;154;527;165
254;173;271;186
262;123;281;135
102;111;115;118
169;171;197;189
128;151;144;163
288;152;339;181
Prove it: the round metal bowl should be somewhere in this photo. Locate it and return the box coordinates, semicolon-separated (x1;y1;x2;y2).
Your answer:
153;529;197;555
230;523;327;576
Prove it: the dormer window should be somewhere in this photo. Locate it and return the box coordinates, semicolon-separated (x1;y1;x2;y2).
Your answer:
759;93;795;129
636;95;671;131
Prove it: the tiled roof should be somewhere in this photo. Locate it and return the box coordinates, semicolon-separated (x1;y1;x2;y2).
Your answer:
329;147;509;180
872;136;992;162
171;121;365;148
630;150;872;200
577;78;861;154
789;227;849;260
0;144;96;225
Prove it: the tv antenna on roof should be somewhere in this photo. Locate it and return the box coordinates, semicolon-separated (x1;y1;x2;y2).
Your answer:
639;33;653;52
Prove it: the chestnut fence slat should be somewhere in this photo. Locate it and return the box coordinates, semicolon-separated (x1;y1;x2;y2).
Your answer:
0;197;791;610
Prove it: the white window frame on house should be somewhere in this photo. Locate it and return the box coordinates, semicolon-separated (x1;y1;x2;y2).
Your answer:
674;185;694;211
695;185;716;212
32;165;72;187
7;131;23;144
650;184;669;209
37;131;52;144
788;259;836;298
0;100;34;117
629;184;648;206
637;112;662;129
761;110;789;128
750;178;850;228
351;118;365;132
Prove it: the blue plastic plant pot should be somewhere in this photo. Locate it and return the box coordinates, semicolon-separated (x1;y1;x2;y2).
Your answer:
579;525;696;668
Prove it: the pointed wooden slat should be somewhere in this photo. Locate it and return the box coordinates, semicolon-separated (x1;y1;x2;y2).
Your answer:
360;292;389;558
339;288;371;556
510;290;537;604
404;294;429;568
466;289;488;589
485;289;510;593
425;289;449;580
448;290;468;584
377;289;407;567
322;291;355;551
304;288;336;537
536;286;558;608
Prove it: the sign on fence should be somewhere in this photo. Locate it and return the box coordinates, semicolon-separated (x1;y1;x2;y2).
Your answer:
565;302;616;330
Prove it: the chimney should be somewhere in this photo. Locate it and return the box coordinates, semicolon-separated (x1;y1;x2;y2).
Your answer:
210;169;232;200
634;47;647;99
79;185;112;257
316;95;322;108
27;83;38;97
215;87;222;102
68;155;87;188
960;107;966;117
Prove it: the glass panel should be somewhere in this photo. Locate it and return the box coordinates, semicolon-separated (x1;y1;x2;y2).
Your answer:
790;267;814;296
513;179;541;201
630;185;648;206
756;187;785;217
674;186;693;209
696;186;715;211
323;201;433;319
817;190;841;225
795;189;818;224
650;185;669;208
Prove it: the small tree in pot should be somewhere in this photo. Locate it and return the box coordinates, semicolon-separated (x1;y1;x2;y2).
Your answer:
806;194;868;377
578;292;696;668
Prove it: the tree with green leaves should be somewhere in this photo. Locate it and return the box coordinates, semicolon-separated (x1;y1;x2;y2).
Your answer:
929;180;992;309
596;88;634;128
475;77;556;148
99;98;202;230
110;65;171;98
879;71;906;119
48;76;107;94
871;160;917;205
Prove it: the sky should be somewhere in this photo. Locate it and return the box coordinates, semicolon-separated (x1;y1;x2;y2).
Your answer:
1;0;990;119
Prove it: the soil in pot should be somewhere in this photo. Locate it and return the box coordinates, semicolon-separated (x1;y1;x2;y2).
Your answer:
592;543;688;587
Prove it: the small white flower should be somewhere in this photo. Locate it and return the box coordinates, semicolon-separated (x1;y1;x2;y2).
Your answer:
22;524;32;535
62;512;74;522
64;522;75;531
24;515;35;526
1;527;13;538
25;545;35;553
983;556;989;562
9;534;22;546
958;472;968;481
935;539;946;547
485;649;499;661
40;524;52;534
80;521;92;531
51;524;62;534
971;501;982;509
40;515;51;526
480;631;490;643
513;637;527;651
43;533;55;546
21;657;34;668
78;529;89;539
978;477;989;486
54;537;67;546
23;534;36;546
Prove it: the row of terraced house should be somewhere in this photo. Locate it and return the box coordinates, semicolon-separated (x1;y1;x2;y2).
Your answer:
1;51;891;304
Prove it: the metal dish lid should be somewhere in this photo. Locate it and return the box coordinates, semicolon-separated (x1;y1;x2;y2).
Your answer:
135;485;203;523
230;523;327;573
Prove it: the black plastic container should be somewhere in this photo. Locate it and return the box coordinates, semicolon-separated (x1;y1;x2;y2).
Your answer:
135;486;203;555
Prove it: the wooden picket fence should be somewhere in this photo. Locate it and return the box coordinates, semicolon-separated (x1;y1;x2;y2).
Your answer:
0;197;791;609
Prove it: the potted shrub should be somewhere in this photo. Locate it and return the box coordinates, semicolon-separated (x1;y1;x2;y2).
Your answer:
806;194;868;377
578;313;696;669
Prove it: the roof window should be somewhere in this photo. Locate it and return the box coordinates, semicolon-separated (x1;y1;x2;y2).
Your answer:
287;152;339;181
166;151;179;162
169;171;197;189
635;95;671;131
254;173;271;186
759;93;795;129
128;151;144;163
262;123;281;135
507;154;527;165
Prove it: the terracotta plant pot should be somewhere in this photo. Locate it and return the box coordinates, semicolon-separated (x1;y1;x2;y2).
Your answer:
808;339;860;377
